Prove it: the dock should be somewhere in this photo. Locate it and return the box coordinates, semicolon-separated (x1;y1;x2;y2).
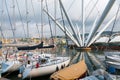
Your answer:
0;78;10;80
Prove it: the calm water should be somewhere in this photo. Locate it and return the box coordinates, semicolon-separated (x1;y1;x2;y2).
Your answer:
2;46;118;80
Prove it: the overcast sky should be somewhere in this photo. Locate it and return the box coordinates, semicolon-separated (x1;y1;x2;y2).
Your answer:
0;0;120;38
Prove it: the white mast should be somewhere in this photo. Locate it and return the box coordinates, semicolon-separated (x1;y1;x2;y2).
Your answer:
25;0;29;38
85;15;99;46
12;0;16;43
44;9;80;47
0;0;4;39
88;16;116;46
86;0;116;47
59;0;81;46
82;0;85;47
76;24;82;46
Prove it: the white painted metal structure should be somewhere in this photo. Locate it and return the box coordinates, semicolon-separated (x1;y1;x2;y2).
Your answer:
86;0;116;47
110;34;120;43
44;0;116;47
88;15;116;46
95;36;109;43
82;0;85;46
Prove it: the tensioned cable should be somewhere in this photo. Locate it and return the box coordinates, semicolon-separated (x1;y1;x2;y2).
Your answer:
0;26;4;39
67;0;101;30
45;0;54;43
81;0;100;27
59;2;68;47
16;0;26;38
54;0;57;38
0;0;5;39
59;1;70;55
25;0;29;38
5;0;15;39
85;0;99;23
67;0;91;12
108;4;120;43
31;0;41;38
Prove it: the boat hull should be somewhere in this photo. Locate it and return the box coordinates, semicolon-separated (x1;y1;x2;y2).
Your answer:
76;47;91;51
106;55;120;62
2;61;22;73
106;61;120;69
23;57;70;79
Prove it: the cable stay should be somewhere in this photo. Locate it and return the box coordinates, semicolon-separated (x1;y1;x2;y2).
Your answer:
16;0;26;38
85;0;99;23
0;0;5;39
86;0;116;47
59;0;81;47
43;9;80;47
25;0;29;39
45;0;54;45
108;4;120;43
59;0;69;49
31;0;41;39
5;0;16;41
87;15;116;47
17;0;54;50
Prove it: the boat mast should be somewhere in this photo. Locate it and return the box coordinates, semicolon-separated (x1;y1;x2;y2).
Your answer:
54;0;56;40
25;0;29;39
82;0;85;47
41;0;43;42
0;0;4;39
12;0;16;43
31;0;41;39
16;0;26;38
86;0;116;47
5;0;15;40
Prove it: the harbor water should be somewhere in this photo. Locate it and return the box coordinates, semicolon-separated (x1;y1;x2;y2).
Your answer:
1;45;120;80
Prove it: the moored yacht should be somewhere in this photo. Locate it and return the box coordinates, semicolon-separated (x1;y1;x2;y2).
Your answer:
18;52;70;79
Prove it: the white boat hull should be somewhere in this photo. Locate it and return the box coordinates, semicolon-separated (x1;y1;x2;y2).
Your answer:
106;61;120;69
8;61;22;72
2;61;22;73
106;55;120;62
23;57;70;79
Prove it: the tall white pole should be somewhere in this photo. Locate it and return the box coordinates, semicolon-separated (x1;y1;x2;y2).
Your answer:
86;0;116;47
85;15;99;46
76;24;82;46
44;9;80;47
82;0;85;47
0;0;4;39
88;16;116;47
25;0;29;38
59;0;81;46
12;0;16;43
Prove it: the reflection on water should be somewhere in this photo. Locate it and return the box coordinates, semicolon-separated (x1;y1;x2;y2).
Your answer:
2;45;120;80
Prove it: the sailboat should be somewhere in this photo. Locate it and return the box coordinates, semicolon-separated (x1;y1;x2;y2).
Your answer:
17;41;54;50
1;50;23;73
17;41;43;50
0;0;23;73
17;0;70;79
2;60;22;73
21;52;70;79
